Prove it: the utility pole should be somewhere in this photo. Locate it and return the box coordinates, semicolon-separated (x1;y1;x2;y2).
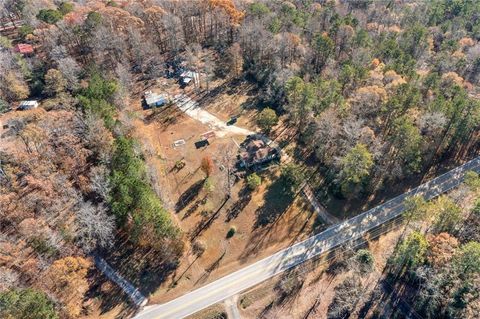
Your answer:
222;143;236;200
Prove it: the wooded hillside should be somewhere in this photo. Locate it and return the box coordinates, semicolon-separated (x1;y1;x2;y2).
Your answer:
1;0;480;318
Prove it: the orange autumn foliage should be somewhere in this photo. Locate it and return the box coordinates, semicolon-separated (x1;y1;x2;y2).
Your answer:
45;256;91;318
200;156;215;177
426;232;459;268
208;0;245;25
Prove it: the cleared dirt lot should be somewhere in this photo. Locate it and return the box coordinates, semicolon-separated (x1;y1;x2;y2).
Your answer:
126;79;324;305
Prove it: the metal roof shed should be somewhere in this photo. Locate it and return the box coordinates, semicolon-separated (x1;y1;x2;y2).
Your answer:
143;92;168;109
18;100;39;110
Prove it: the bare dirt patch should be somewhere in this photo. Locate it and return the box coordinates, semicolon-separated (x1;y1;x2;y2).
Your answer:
123;78;323;305
185;303;227;319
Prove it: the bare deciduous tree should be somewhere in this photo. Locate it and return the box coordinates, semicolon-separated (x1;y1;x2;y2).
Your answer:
74;201;115;253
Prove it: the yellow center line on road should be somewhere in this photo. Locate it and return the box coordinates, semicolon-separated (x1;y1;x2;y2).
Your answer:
152;201;412;319
139;160;480;319
147;259;283;318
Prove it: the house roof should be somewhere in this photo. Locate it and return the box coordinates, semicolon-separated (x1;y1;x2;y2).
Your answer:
239;137;277;166
245;139;266;152
180;70;199;84
13;44;34;54
180;70;198;78
254;149;270;161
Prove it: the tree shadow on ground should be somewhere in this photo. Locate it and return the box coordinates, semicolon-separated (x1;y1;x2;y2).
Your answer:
225;187;252;222
238;192;300;261
175;179;204;213
143;105;184;127
99;234;183;299
285;205;316;246
254;177;294;228
357;284;385;318
196;78;257;109
189;195;230;241
193;249;227;286
85;267;137;318
258;300;275;318
239;95;259;111
196;83;227;105
274;267;306;305
357;278;414;319
182;195;208;220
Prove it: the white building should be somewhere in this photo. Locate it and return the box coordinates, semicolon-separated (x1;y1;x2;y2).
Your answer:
180;70;200;85
18;100;39;110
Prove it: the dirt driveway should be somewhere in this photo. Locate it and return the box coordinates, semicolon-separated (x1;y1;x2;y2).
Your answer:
174;94;254;137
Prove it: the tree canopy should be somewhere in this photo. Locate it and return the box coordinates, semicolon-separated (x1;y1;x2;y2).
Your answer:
0;289;58;319
339;143;374;197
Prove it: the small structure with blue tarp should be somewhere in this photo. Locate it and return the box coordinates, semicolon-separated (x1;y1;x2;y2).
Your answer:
143;91;168;109
180;70;199;86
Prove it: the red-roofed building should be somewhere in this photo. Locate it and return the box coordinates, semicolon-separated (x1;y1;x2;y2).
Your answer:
13;44;34;55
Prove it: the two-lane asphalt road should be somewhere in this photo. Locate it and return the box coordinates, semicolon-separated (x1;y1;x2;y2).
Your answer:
135;156;480;319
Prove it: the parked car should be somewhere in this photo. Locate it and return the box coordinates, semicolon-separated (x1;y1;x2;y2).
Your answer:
226;116;238;126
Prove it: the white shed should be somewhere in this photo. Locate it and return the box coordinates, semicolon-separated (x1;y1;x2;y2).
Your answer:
18;100;39;110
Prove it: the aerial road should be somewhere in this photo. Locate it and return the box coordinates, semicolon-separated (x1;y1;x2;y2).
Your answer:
135;156;480;319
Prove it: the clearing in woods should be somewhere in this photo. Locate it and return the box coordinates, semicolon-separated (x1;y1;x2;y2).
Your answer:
127;78;324;304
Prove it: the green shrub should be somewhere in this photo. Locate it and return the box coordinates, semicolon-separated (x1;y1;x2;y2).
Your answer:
248;3;270;17
256;107;278;133
280;163;304;196
29;237;58;258
246;173;262;190
464;171;480;191
356;249;375;272
58;2;74;15
240;295;253;309
37;9;63;24
454;241;480;278
84;11;102;30
203;177;215;193
18;25;34;40
226;226;236;238
0;99;8;114
77;72;118;129
174;160;186;170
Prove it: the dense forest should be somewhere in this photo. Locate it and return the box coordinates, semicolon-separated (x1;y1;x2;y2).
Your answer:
381;172;480;318
1;0;480;318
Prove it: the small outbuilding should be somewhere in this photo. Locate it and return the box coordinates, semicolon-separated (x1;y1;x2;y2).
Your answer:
180;70;199;86
195;139;210;149
143;91;168;109
18;100;39;110
13;43;34;55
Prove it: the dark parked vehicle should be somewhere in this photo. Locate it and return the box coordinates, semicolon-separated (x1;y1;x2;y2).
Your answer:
226;116;238;126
